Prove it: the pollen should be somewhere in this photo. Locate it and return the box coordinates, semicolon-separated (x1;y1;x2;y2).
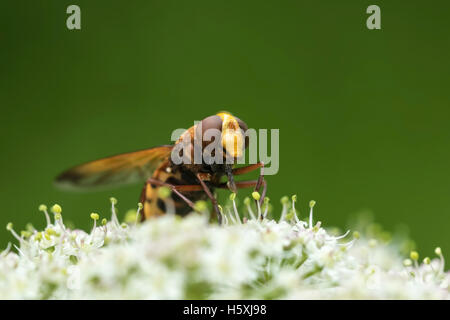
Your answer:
252;192;261;201
51;204;62;214
410;251;419;261
281;196;289;205
90;213;100;221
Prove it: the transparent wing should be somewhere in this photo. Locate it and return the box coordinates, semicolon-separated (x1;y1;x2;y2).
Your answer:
55;145;173;190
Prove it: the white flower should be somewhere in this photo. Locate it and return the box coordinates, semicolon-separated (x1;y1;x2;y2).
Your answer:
0;197;448;299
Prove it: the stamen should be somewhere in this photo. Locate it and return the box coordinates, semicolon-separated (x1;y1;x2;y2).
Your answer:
0;242;11;257
263;197;270;219
229;193;241;224
110;197;120;228
218;205;228;225
252;191;261;201
136;203;143;224
313;221;322;232
435;247;445;273
403;258;412;267
226;208;236;224
410;251;419;269
101;218;108;231
332;230;350;240
90;213;99;232
39;204;51;226
6;223;24;245
292;195;300;223
252;192;262;220
285;210;294;221
309;200;316;229
51;204;62;214
244;197;256;220
34;232;42;241
20;230;32;238
279;196;289;222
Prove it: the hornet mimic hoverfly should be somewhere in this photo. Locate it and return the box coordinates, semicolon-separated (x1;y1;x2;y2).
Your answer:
56;112;266;223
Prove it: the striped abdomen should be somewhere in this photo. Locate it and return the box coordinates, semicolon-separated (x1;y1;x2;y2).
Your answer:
140;160;209;219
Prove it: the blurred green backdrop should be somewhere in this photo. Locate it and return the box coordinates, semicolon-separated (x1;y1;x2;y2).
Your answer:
1;1;449;257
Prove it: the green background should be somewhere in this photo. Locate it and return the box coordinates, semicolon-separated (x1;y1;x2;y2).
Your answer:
1;1;449;257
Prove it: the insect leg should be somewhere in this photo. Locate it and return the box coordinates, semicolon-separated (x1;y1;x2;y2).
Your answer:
216;179;267;205
173;185;204;192
231;162;266;204
258;179;267;205
196;173;222;225
146;178;198;210
232;162;264;176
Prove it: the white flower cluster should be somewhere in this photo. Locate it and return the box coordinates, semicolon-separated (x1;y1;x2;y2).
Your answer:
0;194;448;299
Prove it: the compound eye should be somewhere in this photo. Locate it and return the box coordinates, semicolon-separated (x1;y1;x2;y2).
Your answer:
200;115;223;134
195;115;223;148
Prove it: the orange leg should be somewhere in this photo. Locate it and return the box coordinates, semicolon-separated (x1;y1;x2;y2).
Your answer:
231;162;266;204
145;178;203;210
217;179;267;205
196;173;222;225
232;162;264;175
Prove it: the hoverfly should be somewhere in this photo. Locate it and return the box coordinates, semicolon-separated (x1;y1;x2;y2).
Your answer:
56;112;266;223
